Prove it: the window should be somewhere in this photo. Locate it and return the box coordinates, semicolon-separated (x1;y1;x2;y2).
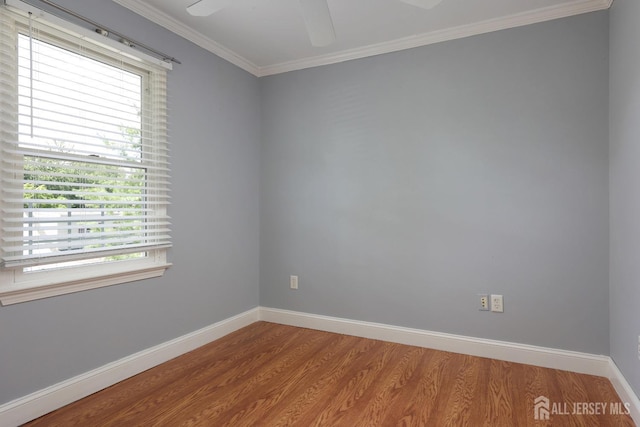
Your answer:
0;4;171;304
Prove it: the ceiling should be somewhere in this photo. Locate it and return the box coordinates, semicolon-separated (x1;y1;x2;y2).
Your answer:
113;0;612;76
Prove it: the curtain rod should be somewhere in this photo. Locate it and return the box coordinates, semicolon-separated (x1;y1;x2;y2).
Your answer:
13;0;181;65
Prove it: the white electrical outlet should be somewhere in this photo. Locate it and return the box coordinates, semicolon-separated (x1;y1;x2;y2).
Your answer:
290;275;298;290
490;294;504;313
479;294;489;311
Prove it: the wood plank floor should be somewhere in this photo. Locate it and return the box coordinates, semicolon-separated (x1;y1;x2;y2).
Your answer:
24;322;635;426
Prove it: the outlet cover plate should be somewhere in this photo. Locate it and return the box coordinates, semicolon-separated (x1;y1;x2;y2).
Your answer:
491;294;504;313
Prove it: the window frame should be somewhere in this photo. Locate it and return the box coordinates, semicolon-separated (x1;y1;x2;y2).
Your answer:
0;4;171;305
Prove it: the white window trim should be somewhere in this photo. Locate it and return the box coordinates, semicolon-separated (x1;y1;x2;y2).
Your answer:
0;261;172;305
0;2;172;305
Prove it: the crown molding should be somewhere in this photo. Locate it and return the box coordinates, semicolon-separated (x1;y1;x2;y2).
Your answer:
112;0;261;76
260;0;612;76
113;0;612;78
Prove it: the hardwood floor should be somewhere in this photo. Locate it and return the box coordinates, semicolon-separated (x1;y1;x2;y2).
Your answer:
24;322;635;426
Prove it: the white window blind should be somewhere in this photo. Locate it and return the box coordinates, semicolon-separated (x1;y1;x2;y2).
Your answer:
0;5;171;270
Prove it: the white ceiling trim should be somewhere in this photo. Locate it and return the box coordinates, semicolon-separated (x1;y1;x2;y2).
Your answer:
261;0;613;76
112;0;261;75
113;0;613;78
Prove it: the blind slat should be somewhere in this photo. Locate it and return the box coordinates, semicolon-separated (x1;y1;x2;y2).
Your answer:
1;243;172;268
3;221;171;232
4;216;171;224
2;148;170;171
4;230;172;246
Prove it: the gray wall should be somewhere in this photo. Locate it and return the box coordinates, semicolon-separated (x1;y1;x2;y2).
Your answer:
610;0;640;397
0;0;261;405
260;12;610;354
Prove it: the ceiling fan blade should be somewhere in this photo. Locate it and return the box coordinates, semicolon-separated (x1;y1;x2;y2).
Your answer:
186;0;232;16
398;0;443;10
299;0;336;47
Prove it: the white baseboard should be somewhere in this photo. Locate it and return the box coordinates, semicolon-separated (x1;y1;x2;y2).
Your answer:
2;306;638;427
0;307;259;427
258;307;611;375
608;359;640;424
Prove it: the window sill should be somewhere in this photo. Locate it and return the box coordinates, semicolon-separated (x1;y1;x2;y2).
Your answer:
0;263;171;305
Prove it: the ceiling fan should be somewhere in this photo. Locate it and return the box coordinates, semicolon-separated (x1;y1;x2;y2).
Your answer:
186;0;443;47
